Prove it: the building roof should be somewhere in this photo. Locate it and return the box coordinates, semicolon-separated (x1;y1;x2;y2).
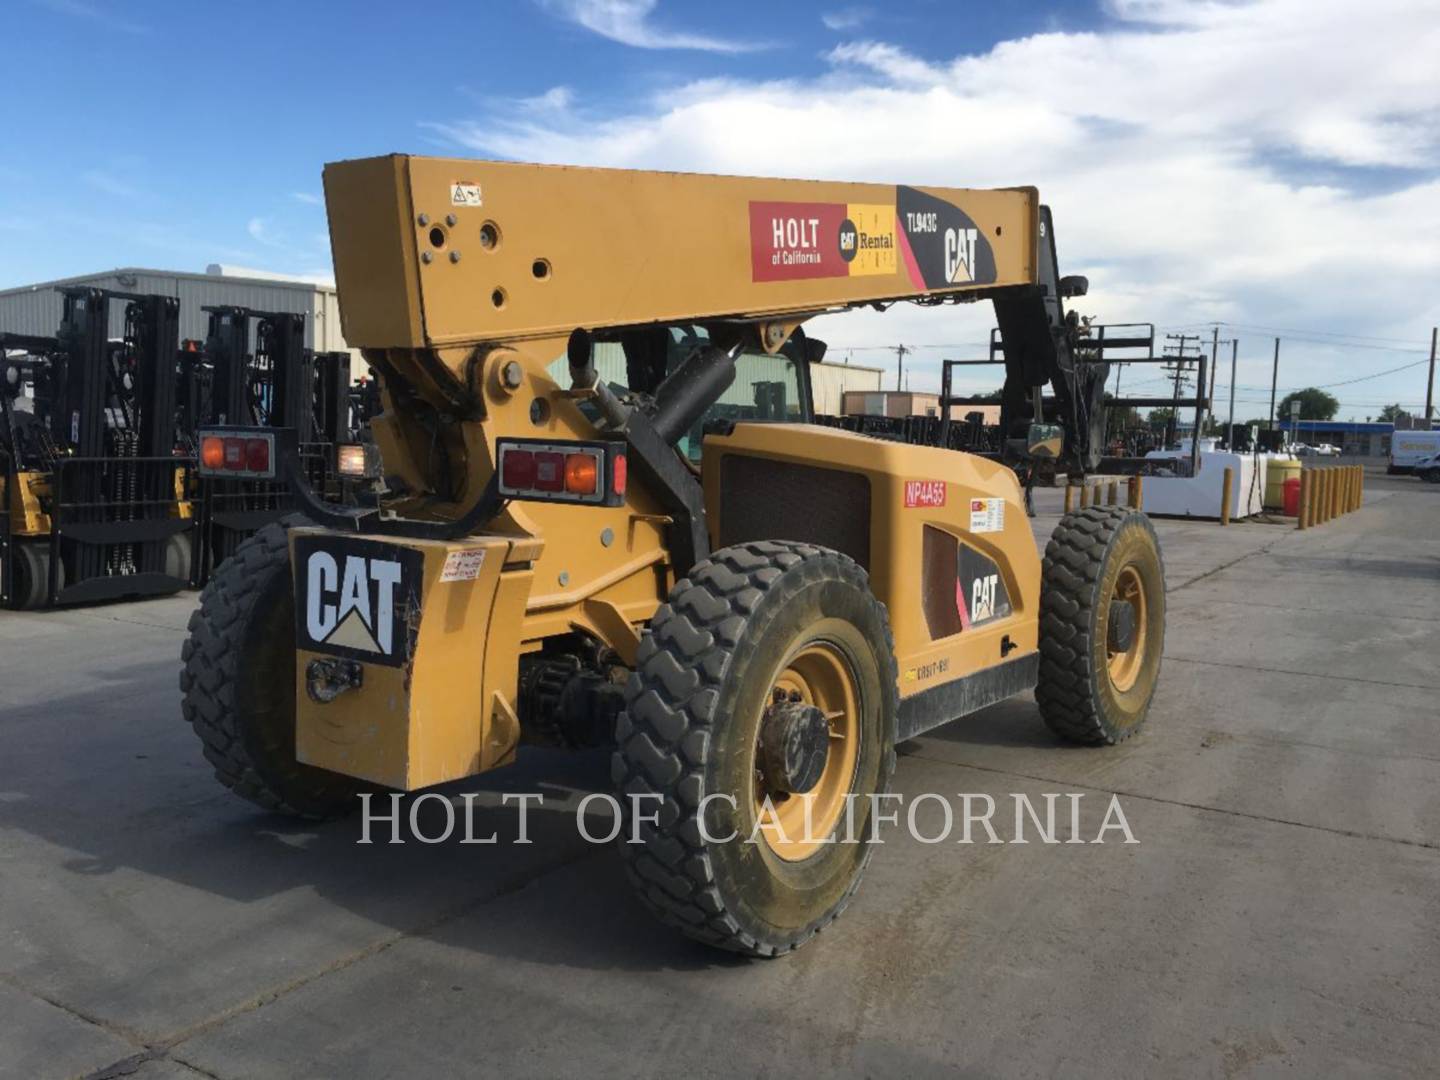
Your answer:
1277;420;1393;433
0;265;337;299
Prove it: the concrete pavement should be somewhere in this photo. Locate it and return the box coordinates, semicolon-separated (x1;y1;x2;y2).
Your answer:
1;469;1437;1078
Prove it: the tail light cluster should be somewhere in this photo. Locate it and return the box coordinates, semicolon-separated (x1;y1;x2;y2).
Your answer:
197;428;277;479
496;438;627;506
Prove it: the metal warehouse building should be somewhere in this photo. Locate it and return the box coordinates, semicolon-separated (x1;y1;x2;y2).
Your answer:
0;265;350;352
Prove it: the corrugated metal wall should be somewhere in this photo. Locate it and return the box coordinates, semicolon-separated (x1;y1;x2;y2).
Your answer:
811;362;882;415
0;270;349;352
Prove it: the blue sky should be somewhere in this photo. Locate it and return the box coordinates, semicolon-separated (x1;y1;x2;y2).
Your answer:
3;0;1438;418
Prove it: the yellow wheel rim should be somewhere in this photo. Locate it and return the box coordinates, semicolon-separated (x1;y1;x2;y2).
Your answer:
1106;564;1148;693
752;637;861;862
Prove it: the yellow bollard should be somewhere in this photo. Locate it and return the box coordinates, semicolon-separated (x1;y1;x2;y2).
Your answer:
1132;474;1144;511
1107;479;1119;506
1297;469;1311;530
1221;466;1234;526
1327;468;1338;521
1316;469;1327;524
1346;467;1355;513
1079;483;1090;509
1353;466;1362;511
1064;484;1075;513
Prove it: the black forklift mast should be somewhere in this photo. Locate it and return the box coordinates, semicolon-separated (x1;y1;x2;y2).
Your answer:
992;206;1107;476
312;351;353;445
194;307;359;582
1;287;194;607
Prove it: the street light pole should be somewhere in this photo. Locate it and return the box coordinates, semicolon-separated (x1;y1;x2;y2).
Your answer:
1268;337;1281;433
1227;338;1238;449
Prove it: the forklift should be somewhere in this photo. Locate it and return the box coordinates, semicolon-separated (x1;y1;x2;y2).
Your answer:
1;289;195;609
181;156;1166;957
190;306;358;580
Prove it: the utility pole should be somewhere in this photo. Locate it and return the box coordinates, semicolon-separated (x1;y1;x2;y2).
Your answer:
1162;333;1199;448
1227;338;1238;450
893;344;909;392
1268;337;1281;434
1203;324;1233;443
1426;326;1437;423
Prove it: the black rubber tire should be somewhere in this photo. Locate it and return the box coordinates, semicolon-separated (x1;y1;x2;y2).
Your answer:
1036;506;1166;745
179;520;361;819
613;540;898;958
165;532;195;585
11;541;58;610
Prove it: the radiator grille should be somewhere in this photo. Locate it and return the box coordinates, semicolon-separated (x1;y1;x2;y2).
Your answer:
718;454;870;568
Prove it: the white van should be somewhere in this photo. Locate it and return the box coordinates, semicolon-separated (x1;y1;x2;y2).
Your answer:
1388;429;1440;472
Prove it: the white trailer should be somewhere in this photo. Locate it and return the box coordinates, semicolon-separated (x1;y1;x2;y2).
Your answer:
1389;430;1440;472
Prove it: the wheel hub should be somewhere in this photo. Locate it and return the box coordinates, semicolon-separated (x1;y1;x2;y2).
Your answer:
758;691;830;795
1107;598;1137;654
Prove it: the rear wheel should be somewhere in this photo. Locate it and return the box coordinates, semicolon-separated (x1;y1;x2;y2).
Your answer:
614;541;898;957
9;541;59;610
180;520;361;819
1036;506;1165;744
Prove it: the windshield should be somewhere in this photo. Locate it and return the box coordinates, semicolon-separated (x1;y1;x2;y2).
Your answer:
549;327;807;462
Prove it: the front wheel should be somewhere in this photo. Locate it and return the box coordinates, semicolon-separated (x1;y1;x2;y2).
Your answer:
614;541;898;957
1036;506;1166;744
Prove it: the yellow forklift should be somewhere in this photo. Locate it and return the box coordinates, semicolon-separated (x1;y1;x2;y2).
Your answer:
181;157;1165;956
1;289;194;608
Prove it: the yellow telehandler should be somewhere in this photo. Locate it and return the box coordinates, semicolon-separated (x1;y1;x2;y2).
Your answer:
181;156;1165;956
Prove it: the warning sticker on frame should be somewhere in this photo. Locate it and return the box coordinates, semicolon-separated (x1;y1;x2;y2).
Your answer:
450;182;482;207
969;498;1005;533
439;547;487;582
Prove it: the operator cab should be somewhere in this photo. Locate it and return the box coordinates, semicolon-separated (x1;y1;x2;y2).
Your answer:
553;324;818;463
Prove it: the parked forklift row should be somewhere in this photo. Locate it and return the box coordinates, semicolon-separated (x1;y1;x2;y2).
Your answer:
0;288;379;609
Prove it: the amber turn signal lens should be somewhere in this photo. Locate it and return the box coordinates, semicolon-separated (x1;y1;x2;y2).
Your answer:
564;452;598;495
200;436;225;470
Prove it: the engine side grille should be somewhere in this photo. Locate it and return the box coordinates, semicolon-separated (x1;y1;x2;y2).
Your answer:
718;453;870;568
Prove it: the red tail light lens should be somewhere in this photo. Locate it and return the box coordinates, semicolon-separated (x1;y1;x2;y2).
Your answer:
611;453;627;495
200;436;224;470
245;438;270;473
501;448;536;489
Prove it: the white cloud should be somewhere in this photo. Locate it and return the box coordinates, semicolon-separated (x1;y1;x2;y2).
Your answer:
290;191;322;205
538;0;763;52
521;86;575;113
246;217;282;247
433;0;1440;413
821;7;871;31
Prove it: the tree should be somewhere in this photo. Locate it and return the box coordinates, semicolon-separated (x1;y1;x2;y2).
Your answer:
1147;407;1175;430
1378;403;1407;422
1103;392;1140;430
1275;387;1339;421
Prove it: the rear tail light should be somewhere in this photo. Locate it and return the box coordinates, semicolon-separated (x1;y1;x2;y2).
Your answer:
195;428;278;479
496;439;625;506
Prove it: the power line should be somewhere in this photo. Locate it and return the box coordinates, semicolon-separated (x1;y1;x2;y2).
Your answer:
1161;321;1433;348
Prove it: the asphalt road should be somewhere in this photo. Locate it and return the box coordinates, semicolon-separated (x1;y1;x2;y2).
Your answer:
2;468;1437;1079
